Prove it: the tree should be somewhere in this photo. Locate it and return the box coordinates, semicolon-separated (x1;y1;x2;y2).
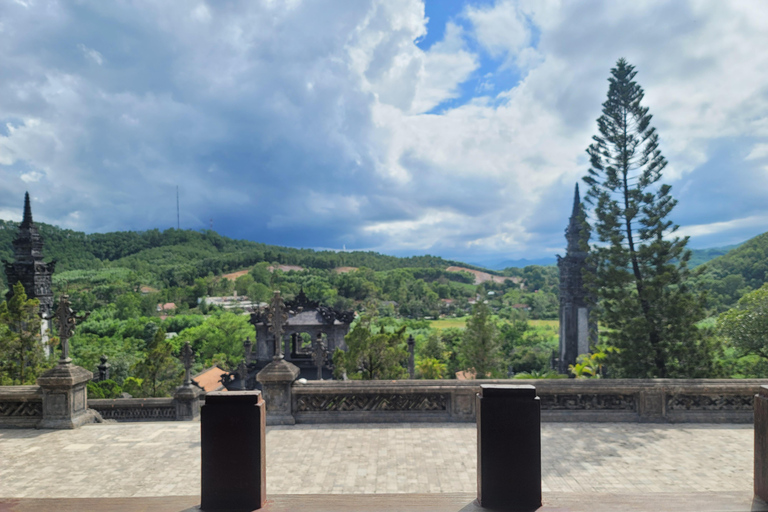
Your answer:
459;300;502;378
416;358;446;379
0;282;45;384
174;311;252;367
719;284;768;360
341;316;407;380
583;58;710;378
132;327;182;397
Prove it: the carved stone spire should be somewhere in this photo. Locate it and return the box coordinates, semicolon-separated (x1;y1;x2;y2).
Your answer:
21;191;33;229
4;192;56;317
557;183;594;374
565;184;587;255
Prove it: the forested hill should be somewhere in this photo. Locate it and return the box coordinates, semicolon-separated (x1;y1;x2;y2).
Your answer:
695;232;768;311
0;220;478;289
688;244;741;268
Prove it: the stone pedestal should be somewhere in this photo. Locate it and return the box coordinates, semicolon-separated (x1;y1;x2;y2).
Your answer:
256;359;300;426
755;386;768;501
477;384;541;511
173;384;201;421
201;391;266;511
36;363;95;429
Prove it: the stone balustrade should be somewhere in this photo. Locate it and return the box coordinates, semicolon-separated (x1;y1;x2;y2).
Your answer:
88;397;178;422
291;378;768;424
3;378;767;427
0;386;203;426
0;385;43;428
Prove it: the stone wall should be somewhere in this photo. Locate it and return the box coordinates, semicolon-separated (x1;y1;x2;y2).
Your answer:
0;386;43;428
88;398;179;422
291;379;768;424
0;386;200;426
4;379;767;426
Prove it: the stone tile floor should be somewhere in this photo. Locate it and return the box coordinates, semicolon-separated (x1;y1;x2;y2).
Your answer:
0;422;754;498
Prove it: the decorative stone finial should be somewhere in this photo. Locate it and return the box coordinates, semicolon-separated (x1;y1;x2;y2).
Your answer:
407;335;416;379
243;337;253;363
312;333;327;380
48;295;89;365
237;360;249;390
267;291;289;361
98;355;110;381
180;341;195;386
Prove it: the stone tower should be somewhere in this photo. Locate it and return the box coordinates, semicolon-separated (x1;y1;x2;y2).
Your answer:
4;192;56;319
556;184;594;373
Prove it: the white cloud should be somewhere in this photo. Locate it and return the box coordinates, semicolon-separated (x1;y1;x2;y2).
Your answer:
466;0;531;58
77;44;104;66
677;214;768;239
1;0;768;260
746;144;768;161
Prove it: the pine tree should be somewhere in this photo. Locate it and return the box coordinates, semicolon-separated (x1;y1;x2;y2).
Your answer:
460;300;502;378
132;327;182;397
583;58;711;378
342;316;408;380
0;282;45;384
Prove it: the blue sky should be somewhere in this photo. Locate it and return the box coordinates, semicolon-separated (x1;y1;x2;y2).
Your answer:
1;0;768;265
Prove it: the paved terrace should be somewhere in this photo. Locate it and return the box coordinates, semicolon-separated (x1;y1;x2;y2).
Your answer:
0;422;757;499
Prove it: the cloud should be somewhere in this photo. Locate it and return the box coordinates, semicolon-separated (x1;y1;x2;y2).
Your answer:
0;0;767;263
77;44;104;66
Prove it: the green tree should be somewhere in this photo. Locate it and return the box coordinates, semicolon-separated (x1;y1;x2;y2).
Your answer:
234;273;255;296
132;327;182;397
459;300;502;378
583;58;709;378
719;284;768;361
341;316;407;380
174;311;252;367
416;357;446;379
0;283;45;384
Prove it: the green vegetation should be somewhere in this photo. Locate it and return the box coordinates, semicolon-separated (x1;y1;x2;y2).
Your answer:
1;175;768;388
0;283;49;384
583;58;712;378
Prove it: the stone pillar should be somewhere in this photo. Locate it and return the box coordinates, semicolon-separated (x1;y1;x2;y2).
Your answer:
173;384;201;421
476;384;541;511
97;355;110;382
37;363;95;429
201;391;266;511
173;341;201;421
407;335;415;379
755;386;768;501
256;359;300;425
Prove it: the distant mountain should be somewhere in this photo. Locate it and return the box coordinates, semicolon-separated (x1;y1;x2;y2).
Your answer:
440;244;740;273
466;257;556;271
687;244;742;268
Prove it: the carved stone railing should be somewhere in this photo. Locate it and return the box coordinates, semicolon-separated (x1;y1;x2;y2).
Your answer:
88;398;178;422
291;379;768;424
0;386;43;428
5;379;767;426
0;385;204;426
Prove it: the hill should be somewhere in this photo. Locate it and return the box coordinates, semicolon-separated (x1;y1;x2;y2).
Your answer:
0;220;472;290
688;244;742;268
695;234;768;311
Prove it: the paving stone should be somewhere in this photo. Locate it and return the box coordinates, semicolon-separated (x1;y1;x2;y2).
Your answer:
0;422;755;497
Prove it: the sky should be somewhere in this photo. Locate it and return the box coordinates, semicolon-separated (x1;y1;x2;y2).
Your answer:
1;0;768;266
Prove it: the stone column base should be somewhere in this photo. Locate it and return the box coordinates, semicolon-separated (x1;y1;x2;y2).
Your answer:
173;385;202;421
37;363;96;429
257;359;300;426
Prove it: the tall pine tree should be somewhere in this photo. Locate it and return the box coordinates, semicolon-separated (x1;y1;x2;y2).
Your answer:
583;58;713;378
0;282;45;384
